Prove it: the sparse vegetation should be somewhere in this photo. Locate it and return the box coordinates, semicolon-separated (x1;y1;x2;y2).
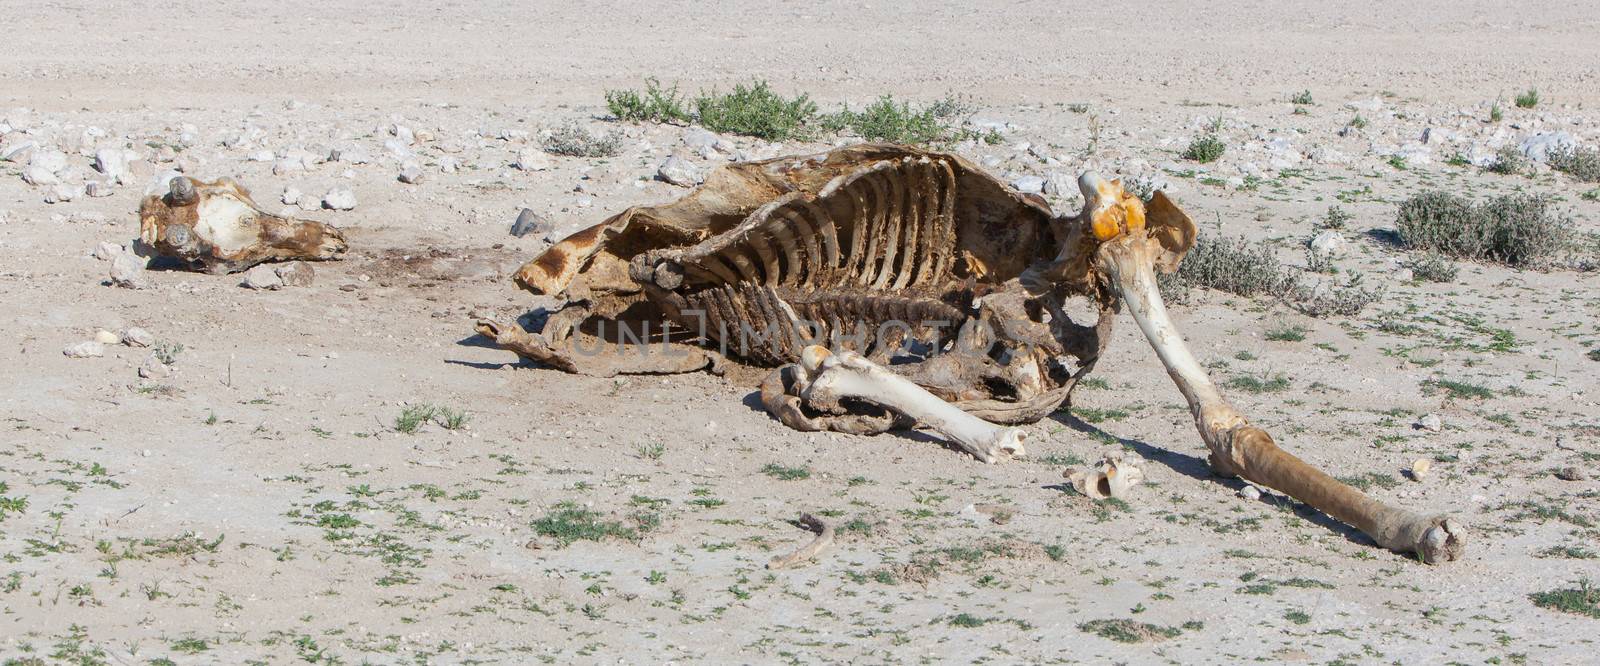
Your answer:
1529;580;1600;619
1405;253;1459;282
1226;372;1291;394
1489;101;1504;122
605;77;691;124
393;404;469;434
1486;145;1526;175
1289;90;1314;105
531;502;658;546
1514;88;1540;109
1079;618;1197;643
1423;378;1495;400
1319;205;1352;230
826;94;979;143
1396;191;1569;269
1549;145;1600;182
544;121;622;157
1182;123;1226;163
761;463;811;481
695;80;819;141
1163;234;1296;300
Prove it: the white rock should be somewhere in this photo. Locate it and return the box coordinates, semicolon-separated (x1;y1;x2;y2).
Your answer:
398;165;425;184
1308;230;1348;256
273;157;307;175
1519;131;1576;163
30;149;67;173
85;181;112;198
1010;174;1046;194
94;329;121;345
330;146;371;164
439;156;459;174
1238;485;1262;501
275;261;315;287
93;148;129;184
656;156;703;187
1344;97;1383;112
122;327;153;347
93;241;123;260
144;170;184;196
322;188;357;211
241;264;284;290
1415;413;1443;433
109;252;151;289
63;341;105;358
514;148;551;172
248;149;276;162
21;165;58;185
2;140;36;163
45;184;83;203
281;187;301;206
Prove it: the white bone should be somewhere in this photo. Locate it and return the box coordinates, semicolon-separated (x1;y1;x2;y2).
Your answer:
799;346;1025;463
1067;454;1145;500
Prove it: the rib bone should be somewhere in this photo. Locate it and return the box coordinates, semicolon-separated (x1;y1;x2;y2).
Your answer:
796;346;1025;463
1096;230;1465;563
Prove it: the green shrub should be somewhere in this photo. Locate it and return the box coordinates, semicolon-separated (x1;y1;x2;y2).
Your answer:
827;95;959;143
1318;206;1352;230
695;80;818;141
605;78;691;124
1289;90;1314;105
1182;134;1225;163
1395;191;1568;269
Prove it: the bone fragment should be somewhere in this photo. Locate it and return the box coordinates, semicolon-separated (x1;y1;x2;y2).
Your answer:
767;513;835;570
1066;453;1145;500
798;346;1025;463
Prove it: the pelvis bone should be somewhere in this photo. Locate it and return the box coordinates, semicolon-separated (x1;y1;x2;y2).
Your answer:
483;143;1465;564
137;174;348;274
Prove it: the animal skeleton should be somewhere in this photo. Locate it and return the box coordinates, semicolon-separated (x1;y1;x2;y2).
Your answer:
478;144;1465;564
137;174;348;273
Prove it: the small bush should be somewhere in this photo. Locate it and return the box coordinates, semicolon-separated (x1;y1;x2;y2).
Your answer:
1165;235;1296;299
1395;191;1569;269
544;122;621;158
1289;90;1314;105
1405;253;1459;283
1486;145;1526;175
695;80;818;141
1548;145;1600;183
1182;133;1225;163
1489;102;1503;123
1319;206;1352;230
605;78;691;124
1514;88;1540;109
1289;275;1384;318
827;95;962;143
532;502;656;547
1078;618;1187;643
1348;115;1368;130
761;463;811;480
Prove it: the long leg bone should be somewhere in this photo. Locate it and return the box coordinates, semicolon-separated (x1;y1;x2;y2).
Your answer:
796;346;1025;463
767;513;836;570
1090;180;1464;562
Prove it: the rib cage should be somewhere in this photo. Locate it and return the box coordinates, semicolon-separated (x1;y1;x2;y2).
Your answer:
657;156;966;363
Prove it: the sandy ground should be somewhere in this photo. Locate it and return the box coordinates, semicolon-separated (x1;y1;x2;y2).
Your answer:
2;1;1599;663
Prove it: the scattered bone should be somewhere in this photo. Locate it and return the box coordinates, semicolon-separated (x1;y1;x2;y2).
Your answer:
767;513;835;570
1067;454;1146;500
139;175;347;273
63;341;105;358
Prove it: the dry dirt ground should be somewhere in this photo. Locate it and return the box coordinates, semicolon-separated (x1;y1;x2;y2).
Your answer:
2;1;1600;664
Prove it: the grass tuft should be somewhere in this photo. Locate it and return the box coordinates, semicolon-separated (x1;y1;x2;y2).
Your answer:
1529;580;1600;618
761;463;811;481
1514;88;1540;109
531;502;657;547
